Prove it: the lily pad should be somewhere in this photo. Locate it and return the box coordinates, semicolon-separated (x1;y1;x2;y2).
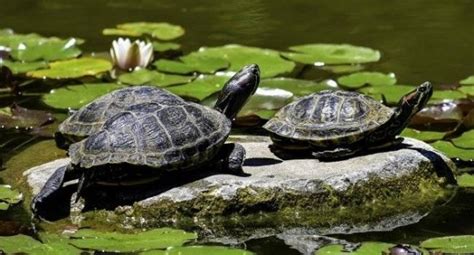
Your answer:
315;242;394;254
186;44;295;78
401;128;445;142
431;89;466;101
0;104;55;130
166;75;229;101
10;39;81;62
238;87;294;118
359;85;415;105
143;246;254;255
1;60;48;74
28;58;112;79
430;141;474;160
460;75;474;85
69;228;196;253
154;55;229;74
259;78;335;97
0;185;22;210
337;72;396;89
104;22;185;40
0;234;80;255
457;174;474;188
118;69;193;87
420;235;474;253
451;130;474;149
459;85;474;96
282;43;381;65
152;42;181;52
42;83;124;109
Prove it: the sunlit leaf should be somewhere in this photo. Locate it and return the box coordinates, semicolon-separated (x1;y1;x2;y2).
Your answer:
118;69;193;87
457;174;474;188
42;83;125;109
0;185;22;210
27;58;112;79
152;41;181;52
430;141;474;160
451;130;474;149
401;128;445;142
460;75;474;85
337;72;396;89
1;60;48;74
431;89;466;101
315;242;394;254
459;85;474;96
0;234;80;255
69;228;196;253
282;43;381;65
104;22;185;40
260;78;335;97
154;55;229;74
187;44;295;78
421;235;474;253
166;75;229;101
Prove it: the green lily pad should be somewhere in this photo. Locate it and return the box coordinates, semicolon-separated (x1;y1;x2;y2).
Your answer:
459;86;474;96
70;228;196;253
259;78;335;97
143;246;254;255
166;75;229;101
28;58;112;79
154;54;229;74
359;85;415;105
315;242;394;254
186;44;295;78
431;89;466;101
42;83;124;109
430;141;474;160
451;130;474;149
420;235;474;253
152;41;181;52
118;69;193;87
401;128;445;142
0;185;22;210
282;43;381;65
238;87;294;118
104;22;185;40
10;39;81;62
460;75;474;85
0;234;80;255
457;174;474;188
337;72;396;89
1;60;48;74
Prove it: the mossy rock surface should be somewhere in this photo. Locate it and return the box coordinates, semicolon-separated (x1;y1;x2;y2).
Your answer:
23;137;455;240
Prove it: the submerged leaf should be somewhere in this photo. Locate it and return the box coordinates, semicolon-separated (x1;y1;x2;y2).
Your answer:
401;128;445;142
70;228;196;253
104;22;185;40
430;141;474;160
337;72;396;89
166;75;229;101
27;58;112;79
320;64;365;74
421;235;474;253
42;83;124;109
118;69;193;87
282;43;381;65
410;102;463;129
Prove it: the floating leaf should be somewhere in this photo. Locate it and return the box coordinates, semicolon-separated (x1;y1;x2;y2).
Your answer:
1;60;48;74
166;75;229;101
401;128;445;142
421;235;474;253
28;58;112;79
430;141;474;160
337;72;396;89
0;234;80;255
143;246;254;255
70;228;196;253
460;75;474;85
459;86;474;96
457;174;474;188
10;39;81;62
452;130;474;149
320;64;365;74
42;83;124;109
282;44;381;65
315;242;394;254
259;78;335;97
152;41;181;52
238;87;294;118
104;22;185;40
187;44;295;78
154;54;229;74
118;69;193;87
431;89;466;101
359;85;414;105
0;104;55;130
0;185;22;210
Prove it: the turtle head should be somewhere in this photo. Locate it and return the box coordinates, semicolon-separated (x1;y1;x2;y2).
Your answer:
400;82;433;116
214;64;260;120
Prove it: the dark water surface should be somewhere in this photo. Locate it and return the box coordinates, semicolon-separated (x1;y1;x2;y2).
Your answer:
1;1;474;254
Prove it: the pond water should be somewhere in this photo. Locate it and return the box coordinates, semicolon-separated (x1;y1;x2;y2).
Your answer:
0;0;473;254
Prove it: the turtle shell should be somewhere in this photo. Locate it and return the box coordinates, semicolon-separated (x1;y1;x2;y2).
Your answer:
263;90;394;146
69;101;231;170
59;86;184;137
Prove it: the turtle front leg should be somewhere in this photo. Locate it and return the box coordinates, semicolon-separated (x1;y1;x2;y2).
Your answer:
216;143;248;176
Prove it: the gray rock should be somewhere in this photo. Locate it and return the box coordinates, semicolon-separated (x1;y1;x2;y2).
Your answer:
23;136;456;240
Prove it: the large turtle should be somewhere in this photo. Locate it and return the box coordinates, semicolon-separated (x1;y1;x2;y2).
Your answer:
263;82;433;160
32;64;260;213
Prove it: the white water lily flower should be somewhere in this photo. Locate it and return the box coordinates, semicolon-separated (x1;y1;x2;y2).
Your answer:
110;37;153;71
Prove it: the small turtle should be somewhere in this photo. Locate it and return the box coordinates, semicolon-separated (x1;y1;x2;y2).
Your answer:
55;86;184;149
263;82;433;160
32;64;260;214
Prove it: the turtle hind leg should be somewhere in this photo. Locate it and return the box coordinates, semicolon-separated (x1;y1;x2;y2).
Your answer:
31;165;70;215
216;143;248;176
